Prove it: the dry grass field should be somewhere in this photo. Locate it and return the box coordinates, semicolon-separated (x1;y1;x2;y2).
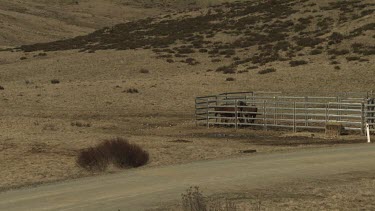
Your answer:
0;0;374;198
152;170;375;211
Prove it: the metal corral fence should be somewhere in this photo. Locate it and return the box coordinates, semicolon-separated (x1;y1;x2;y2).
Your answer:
195;91;375;134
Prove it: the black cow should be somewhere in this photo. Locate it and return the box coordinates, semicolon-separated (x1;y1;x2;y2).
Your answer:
214;101;257;124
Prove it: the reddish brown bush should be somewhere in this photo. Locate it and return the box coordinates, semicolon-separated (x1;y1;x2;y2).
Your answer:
77;147;109;171
77;138;149;171
100;139;149;168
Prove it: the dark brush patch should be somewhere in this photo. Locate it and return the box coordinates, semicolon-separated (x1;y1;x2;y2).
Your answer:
258;68;276;74
14;0;372;69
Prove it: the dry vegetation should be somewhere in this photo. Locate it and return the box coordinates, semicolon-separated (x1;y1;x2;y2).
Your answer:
77;138;149;171
0;0;374;192
150;171;375;211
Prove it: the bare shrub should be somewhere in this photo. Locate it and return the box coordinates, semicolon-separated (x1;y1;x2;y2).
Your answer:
77;138;149;171
310;49;322;55
258;68;276;74
181;186;238;211
51;79;60;84
208;49;219;55
181;186;207;211
71;121;91;127
177;47;195;54
25;80;33;85
328;32;344;44
216;66;236;74
77;147;109;171
169;139;193;143
139;68;150;74
348;23;375;38
199;49;208;53
100;138;149;168
289;60;308;67
175;53;187;58
334;66;341;70
0;86;4;90
208;199;237;211
220;49;236;56
329;55;337;60
124;88;139;93
328;49;350;55
20;57;27;60
185;58;199;65
226;77;235;81
346;56;360;61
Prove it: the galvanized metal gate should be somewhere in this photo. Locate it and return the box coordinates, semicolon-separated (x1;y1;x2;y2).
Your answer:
195;91;375;134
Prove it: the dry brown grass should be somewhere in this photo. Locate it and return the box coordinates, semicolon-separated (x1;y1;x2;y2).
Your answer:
0;0;374;191
151;171;375;211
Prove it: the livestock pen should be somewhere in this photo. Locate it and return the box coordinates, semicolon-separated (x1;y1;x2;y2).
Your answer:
195;91;375;134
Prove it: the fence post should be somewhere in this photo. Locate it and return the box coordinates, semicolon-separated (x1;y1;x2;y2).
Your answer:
206;98;210;128
293;101;296;133
304;97;308;127
263;100;267;131
195;98;198;127
274;97;277;125
366;123;371;143
235;99;238;130
337;97;341;121
325;103;329;124
361;102;365;135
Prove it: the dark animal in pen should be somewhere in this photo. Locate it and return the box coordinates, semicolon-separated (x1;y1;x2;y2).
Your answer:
241;104;258;123
213;101;257;124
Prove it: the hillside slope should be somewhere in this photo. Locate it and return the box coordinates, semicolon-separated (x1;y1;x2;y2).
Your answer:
16;0;375;72
0;0;164;47
0;0;374;191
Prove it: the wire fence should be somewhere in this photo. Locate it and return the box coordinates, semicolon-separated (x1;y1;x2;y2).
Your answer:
196;91;375;134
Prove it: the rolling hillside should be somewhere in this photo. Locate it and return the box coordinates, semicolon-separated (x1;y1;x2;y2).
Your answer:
0;0;374;192
14;0;375;74
0;0;166;47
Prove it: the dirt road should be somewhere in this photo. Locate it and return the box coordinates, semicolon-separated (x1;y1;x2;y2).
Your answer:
1;144;375;211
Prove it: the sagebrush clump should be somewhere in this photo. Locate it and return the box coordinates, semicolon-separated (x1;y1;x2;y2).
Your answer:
51;79;60;84
258;68;276;74
77;138;149;171
289;60;308;67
